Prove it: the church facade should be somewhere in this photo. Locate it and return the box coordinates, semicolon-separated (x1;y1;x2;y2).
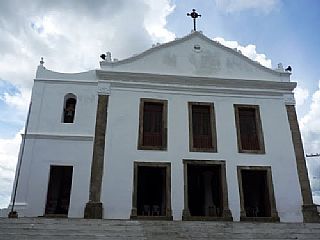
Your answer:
8;31;319;222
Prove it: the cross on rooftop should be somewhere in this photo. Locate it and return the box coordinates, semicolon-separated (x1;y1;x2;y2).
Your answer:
187;9;201;31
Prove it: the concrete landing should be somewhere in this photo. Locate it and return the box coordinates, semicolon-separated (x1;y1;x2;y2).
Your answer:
1;218;320;240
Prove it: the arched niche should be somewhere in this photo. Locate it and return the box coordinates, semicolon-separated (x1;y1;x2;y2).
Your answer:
62;93;77;123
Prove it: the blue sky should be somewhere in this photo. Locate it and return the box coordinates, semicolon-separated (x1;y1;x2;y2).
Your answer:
0;81;23;136
0;0;319;208
168;1;320;99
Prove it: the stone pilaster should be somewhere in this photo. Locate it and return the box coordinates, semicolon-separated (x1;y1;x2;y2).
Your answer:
84;95;109;219
286;105;320;222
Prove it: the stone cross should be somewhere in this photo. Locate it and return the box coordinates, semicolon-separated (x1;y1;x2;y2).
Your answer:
187;9;201;31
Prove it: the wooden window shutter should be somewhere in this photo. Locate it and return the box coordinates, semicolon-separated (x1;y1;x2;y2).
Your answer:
238;107;260;151
191;104;213;149
143;102;163;147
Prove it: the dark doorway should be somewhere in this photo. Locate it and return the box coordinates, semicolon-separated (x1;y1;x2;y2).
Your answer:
137;166;167;216
45;166;73;216
241;170;271;217
187;164;222;217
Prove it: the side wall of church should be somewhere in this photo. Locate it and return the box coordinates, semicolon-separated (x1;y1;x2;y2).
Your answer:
101;88;303;222
15;138;93;217
27;80;97;135
11;79;98;217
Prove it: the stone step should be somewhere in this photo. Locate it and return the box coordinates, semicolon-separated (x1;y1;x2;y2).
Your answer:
1;218;320;240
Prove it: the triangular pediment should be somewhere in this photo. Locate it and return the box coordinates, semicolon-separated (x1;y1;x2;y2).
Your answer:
100;31;289;82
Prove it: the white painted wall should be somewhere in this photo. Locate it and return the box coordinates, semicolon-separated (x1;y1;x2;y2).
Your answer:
8;76;98;217
28;79;98;136
100;88;303;222
9;76;303;222
14;138;93;217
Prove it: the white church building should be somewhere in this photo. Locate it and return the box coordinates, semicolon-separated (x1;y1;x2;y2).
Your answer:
7;31;319;222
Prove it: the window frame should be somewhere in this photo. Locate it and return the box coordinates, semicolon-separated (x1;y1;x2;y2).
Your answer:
130;161;172;220
188;102;217;152
237;166;279;222
182;159;232;221
138;98;168;151
234;104;265;154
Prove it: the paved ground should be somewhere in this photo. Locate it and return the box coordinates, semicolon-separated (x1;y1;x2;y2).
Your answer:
1;218;320;240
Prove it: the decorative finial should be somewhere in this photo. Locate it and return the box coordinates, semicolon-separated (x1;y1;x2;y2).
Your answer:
187;9;201;31
277;63;284;72
40;57;44;66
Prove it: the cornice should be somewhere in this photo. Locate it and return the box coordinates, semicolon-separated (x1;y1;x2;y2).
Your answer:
34;78;97;85
24;133;94;141
110;84;285;98
97;70;296;93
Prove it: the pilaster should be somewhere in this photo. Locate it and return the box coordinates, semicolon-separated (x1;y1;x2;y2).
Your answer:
286;104;320;222
84;93;109;219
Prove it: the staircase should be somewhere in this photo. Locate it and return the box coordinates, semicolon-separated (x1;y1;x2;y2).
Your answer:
1;218;320;240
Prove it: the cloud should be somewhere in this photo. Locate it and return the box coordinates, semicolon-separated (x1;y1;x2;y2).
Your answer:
0;83;30;130
299;81;320;204
0;132;22;208
2;88;31;111
294;87;309;107
306;157;320;204
0;0;175;86
214;0;281;13
213;37;272;68
300;81;320;154
0;82;29;208
144;0;176;42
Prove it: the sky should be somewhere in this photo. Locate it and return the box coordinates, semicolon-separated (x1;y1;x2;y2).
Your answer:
0;0;320;208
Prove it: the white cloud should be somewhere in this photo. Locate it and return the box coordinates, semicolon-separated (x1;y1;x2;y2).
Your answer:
214;0;280;13
299;81;320;204
144;0;176;42
0;87;30;128
3;88;31;111
294;87;309;107
0;132;22;208
213;37;272;68
0;0;176;85
300;81;320;154
0;86;29;208
306;157;320;205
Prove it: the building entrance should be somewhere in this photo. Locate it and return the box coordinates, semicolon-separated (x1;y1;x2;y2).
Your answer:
241;170;271;217
187;164;222;217
131;162;172;219
183;160;232;220
237;166;279;221
137;166;166;216
45;166;73;216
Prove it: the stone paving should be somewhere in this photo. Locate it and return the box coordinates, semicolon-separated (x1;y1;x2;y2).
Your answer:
1;218;320;240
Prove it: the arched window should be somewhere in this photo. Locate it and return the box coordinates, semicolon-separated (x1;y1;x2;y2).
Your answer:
63;93;77;123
